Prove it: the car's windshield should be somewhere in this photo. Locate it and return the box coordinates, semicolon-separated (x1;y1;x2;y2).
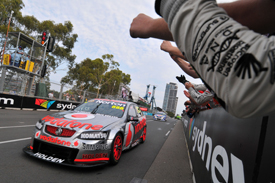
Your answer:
156;112;166;115
74;99;126;118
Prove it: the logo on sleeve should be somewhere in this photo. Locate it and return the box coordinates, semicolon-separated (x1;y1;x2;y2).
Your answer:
234;54;268;79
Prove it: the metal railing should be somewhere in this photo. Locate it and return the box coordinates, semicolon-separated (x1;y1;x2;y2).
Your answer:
0;69;125;102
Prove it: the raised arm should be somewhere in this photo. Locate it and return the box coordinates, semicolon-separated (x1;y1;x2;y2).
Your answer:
130;13;173;41
155;0;275;118
130;0;275;41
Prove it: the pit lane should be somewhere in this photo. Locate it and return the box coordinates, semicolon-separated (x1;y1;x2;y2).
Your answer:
0;109;180;183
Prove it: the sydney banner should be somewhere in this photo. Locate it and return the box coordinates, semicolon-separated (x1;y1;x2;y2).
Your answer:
0;93;80;110
182;107;273;183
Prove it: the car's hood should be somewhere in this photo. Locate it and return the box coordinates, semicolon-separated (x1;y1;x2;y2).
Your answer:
41;111;123;131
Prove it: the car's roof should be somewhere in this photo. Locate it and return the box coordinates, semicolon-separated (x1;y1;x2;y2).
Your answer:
156;112;166;114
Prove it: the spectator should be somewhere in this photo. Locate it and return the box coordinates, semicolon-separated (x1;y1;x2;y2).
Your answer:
130;0;275;118
48;92;54;98
64;93;70;101
77;95;83;102
130;1;275;41
185;105;197;118
128;91;133;101
161;41;199;78
10;46;24;67
121;87;127;100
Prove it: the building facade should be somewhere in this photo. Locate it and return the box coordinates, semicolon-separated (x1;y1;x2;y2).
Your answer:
162;82;178;114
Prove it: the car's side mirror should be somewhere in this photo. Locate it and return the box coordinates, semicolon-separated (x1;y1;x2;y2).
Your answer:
128;116;139;121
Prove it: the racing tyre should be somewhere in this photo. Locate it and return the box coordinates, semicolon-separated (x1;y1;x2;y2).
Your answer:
110;133;123;165
141;126;147;143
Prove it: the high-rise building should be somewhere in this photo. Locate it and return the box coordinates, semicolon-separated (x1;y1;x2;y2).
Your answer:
162;82;178;114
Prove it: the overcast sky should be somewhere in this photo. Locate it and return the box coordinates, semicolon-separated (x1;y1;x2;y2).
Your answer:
21;0;235;115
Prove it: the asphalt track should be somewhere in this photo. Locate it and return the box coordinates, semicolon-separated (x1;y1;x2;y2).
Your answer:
0;109;192;183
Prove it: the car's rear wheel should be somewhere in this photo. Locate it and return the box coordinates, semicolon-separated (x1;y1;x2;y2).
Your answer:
110;133;123;165
141;127;146;143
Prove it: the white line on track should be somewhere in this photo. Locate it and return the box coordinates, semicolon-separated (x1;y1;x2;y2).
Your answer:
165;130;171;136
0;125;35;129
0;137;31;144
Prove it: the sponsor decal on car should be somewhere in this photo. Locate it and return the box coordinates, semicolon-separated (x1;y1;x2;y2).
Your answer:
82;153;108;159
80;132;107;139
42;115;103;130
39;134;79;147
112;105;124;111
82;143;108;150
135;118;146;134
33;152;65;163
95;99;126;107
74;153;109;162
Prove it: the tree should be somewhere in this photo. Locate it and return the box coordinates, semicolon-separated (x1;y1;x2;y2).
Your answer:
100;69;131;95
166;111;175;118
0;0;78;79
61;54;131;98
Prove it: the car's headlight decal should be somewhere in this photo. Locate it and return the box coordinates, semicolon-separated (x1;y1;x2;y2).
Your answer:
35;120;44;130
79;131;108;140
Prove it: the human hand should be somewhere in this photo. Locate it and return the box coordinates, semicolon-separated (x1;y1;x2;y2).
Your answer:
184;82;193;89
184;90;191;98
176;75;188;84
130;13;153;39
160;41;173;53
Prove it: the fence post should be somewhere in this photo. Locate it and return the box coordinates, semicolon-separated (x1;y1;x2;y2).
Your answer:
0;67;7;92
82;90;86;103
59;84;64;100
26;76;33;95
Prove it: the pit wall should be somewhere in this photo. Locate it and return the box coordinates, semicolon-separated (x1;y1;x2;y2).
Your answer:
182;107;274;183
0;93;80;110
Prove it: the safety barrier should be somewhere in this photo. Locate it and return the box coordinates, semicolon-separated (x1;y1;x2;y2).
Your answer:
0;93;80;110
182;107;274;183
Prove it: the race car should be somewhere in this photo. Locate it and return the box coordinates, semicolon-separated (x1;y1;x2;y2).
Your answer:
23;99;147;167
175;115;181;120
153;112;167;121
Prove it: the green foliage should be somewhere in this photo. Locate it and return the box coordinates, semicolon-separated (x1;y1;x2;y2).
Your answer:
0;0;78;79
166;111;175;118
61;54;131;97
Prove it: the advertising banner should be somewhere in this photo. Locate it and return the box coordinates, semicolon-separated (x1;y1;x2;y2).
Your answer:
257;114;275;182
0;93;22;108
183;107;263;183
22;97;80;110
0;93;80;111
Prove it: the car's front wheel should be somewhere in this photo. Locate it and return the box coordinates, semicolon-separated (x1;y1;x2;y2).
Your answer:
110;133;123;165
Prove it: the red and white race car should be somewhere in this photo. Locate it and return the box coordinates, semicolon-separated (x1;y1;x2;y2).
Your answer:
23;99;147;167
